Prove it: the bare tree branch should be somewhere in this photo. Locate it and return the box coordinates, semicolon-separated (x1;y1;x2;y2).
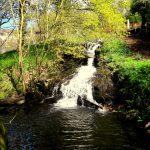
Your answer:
0;27;15;47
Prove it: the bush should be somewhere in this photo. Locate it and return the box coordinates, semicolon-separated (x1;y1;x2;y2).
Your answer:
0;51;19;99
0;40;84;100
127;12;142;23
102;37;150;122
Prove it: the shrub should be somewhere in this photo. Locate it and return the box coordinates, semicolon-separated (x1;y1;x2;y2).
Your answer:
102;37;150;122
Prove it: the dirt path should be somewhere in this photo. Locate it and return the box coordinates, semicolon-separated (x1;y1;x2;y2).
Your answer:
125;34;150;59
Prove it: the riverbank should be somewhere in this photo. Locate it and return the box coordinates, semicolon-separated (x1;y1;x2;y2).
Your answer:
101;37;150;128
0;40;86;104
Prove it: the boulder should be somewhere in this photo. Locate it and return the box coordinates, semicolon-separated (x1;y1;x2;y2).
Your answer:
77;95;103;109
92;66;115;105
145;122;150;135
0;95;25;106
25;81;62;104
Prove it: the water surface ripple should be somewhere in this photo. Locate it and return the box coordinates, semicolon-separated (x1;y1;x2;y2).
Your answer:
1;105;147;150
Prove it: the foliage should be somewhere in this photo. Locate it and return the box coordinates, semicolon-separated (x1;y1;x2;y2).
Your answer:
127;12;142;22
131;0;150;27
0;39;84;99
0;0;131;99
90;0;131;36
25;0;131;43
0;51;18;73
131;0;150;15
102;37;150;122
0;51;20;99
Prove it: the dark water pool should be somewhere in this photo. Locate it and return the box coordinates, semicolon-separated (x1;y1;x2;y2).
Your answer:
1;104;150;150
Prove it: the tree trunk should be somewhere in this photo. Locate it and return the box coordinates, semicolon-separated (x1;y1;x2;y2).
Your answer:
18;0;26;93
141;14;147;29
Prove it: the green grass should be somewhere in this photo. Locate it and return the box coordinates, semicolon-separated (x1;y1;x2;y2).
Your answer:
0;40;84;100
0;51;19;99
0;51;18;73
102;38;150;90
102;37;150;122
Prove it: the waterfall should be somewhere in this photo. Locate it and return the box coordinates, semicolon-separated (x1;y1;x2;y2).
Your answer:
55;43;102;109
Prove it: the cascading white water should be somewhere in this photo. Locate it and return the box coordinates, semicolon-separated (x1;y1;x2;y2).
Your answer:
86;43;101;56
55;43;101;109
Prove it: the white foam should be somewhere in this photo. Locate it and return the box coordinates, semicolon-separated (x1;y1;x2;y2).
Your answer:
55;44;101;109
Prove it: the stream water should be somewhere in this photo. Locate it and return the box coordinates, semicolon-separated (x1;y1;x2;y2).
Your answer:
1;105;149;150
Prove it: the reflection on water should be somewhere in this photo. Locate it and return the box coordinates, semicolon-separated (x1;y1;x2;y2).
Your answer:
1;104;150;150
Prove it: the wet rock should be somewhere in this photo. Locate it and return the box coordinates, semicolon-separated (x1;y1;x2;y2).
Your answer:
77;95;102;109
42;97;56;104
16;100;25;105
93;66;115;105
94;51;101;67
77;96;82;106
145;122;150;134
25;91;45;104
43;91;63;104
93;86;105;104
0;95;25;106
25;81;63;105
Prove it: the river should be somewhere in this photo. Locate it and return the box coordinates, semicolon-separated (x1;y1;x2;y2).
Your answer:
1;104;149;150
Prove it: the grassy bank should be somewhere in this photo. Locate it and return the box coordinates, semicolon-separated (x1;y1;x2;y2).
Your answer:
0;40;85;100
101;37;150;123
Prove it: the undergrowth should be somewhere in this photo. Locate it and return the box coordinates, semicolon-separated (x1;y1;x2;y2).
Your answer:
0;39;84;100
101;37;150;123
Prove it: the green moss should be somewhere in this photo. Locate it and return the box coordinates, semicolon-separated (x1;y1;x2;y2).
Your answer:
0;51;18;71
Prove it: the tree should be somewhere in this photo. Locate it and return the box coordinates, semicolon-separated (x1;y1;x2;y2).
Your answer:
131;0;150;29
7;0;28;92
80;0;131;37
0;0;132;98
0;0;11;28
18;0;27;92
